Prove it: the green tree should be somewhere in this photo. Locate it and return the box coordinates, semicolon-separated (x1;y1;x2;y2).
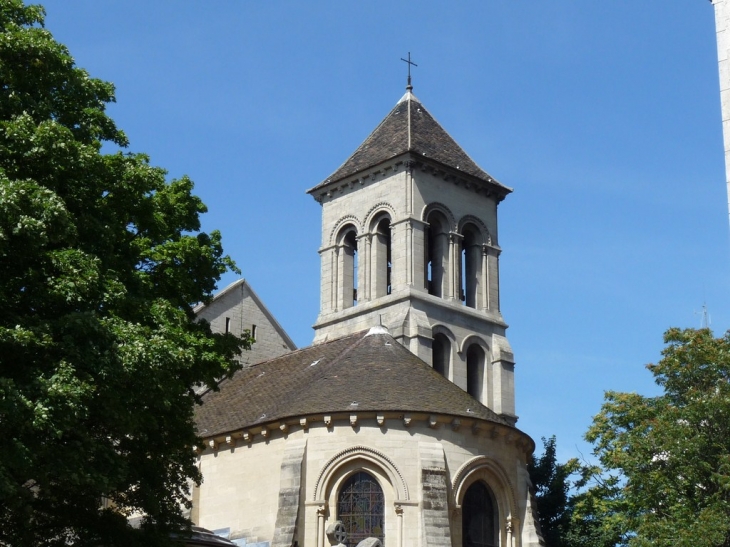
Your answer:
0;2;248;545
528;436;578;547
564;462;629;547
581;328;730;547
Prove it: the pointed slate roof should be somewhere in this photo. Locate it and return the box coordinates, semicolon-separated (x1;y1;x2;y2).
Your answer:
195;329;511;439
308;90;510;193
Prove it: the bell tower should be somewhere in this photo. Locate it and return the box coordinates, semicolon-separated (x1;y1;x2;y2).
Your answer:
307;86;518;422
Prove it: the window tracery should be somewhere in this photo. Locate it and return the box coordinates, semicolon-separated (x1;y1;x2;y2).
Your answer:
337;471;385;547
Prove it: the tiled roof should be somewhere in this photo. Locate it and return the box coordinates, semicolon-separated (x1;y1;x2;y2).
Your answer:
195;330;511;439
308;91;509;193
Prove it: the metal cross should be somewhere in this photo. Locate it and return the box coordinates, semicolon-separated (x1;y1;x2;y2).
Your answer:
401;52;417;89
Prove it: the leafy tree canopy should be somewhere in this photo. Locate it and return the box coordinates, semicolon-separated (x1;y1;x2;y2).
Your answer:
528;436;578;547
579;328;730;547
0;2;248;545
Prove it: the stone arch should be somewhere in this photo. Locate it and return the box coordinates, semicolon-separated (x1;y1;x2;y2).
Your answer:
421;202;456;229
452;455;517;524
458;215;491;245
459;334;490;355
329;214;362;246
334;223;359;310
461;336;490;404
423;205;453;298
431;323;456;343
430;324;455;380
364;202;396;231
457;217;488;309
313;445;410;502
366;207;394;299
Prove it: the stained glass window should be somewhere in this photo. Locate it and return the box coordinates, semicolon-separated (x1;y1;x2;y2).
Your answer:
337;471;385;546
462;481;497;547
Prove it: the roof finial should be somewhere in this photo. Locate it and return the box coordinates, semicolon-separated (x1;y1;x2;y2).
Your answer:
400;52;417;91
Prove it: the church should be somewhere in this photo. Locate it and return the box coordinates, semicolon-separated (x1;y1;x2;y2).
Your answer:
191;80;544;547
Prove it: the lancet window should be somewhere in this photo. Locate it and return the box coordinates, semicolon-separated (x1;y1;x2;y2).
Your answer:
461;481;498;547
466;344;485;401
432;333;450;378
337;471;385;547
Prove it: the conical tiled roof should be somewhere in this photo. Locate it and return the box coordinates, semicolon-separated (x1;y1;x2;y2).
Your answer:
308;90;510;193
195;330;511;439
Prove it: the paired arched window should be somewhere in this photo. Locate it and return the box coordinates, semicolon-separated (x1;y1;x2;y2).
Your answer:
462;481;498;547
466;344;485;400
337;471;385;547
432;333;450;378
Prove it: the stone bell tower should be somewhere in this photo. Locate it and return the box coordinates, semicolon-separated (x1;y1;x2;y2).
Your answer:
307;84;518;422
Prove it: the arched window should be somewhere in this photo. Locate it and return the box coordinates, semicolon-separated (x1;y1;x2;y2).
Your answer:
425;211;449;298
461;225;481;309
432;333;450;378
337;471;385;547
337;226;358;309
372;217;392;298
466;344;485;401
462;481;498;547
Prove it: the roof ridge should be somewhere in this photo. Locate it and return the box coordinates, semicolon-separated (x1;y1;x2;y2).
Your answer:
308;91;507;194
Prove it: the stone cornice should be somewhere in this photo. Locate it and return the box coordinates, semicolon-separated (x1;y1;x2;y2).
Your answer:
309;152;512;205
312;286;508;331
196;410;534;456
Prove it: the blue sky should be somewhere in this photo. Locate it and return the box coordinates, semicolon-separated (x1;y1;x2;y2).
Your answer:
39;1;729;463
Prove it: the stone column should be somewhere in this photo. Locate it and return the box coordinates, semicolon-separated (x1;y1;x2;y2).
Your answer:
333;246;340;312
448;232;463;302
410;218;427;291
481;244;489;311
316;506;327;547
359;233;371;302
486;244;501;312
395;504;404;547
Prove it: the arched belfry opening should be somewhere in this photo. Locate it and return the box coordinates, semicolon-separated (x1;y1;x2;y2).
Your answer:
462;481;498;547
466;344;485;401
461;224;482;309
336;226;358;310
371;216;392;299
432;333;451;378
425;211;450;298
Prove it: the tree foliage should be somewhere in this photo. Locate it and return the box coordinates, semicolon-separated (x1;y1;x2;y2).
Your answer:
580;328;730;547
528;436;578;547
0;2;248;545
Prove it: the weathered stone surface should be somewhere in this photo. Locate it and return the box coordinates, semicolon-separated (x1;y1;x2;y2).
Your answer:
355;538;383;547
270;439;307;547
419;442;451;547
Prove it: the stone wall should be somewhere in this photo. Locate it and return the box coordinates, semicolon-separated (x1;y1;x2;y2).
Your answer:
196;279;296;366
195;414;540;547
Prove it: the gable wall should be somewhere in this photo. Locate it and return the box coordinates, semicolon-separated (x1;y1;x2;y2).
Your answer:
197;282;294;366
